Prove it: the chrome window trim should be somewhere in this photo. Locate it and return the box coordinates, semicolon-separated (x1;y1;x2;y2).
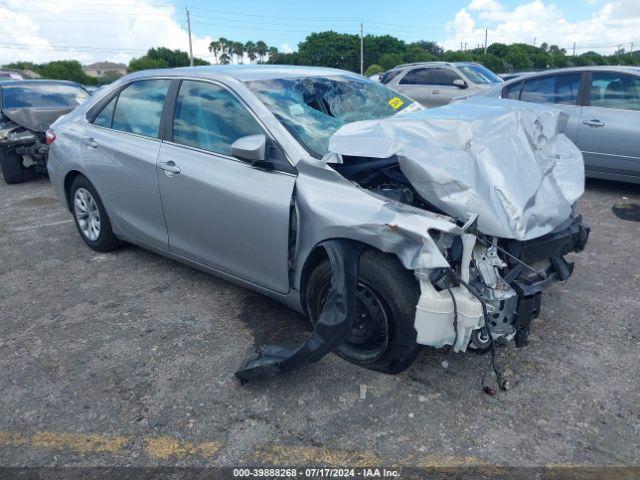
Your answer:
83;75;296;169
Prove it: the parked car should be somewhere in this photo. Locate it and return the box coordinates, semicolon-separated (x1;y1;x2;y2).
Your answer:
46;66;588;374
499;71;534;81
380;62;503;107
0;70;24;81
475;66;640;184
0;80;90;184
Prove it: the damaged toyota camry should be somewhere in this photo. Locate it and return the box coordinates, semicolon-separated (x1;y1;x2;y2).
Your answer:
47;66;589;379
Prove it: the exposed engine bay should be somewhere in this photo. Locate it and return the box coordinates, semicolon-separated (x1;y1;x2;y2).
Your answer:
334;153;589;352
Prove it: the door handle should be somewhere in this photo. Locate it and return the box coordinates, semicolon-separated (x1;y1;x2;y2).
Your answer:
432;90;440;94
83;137;98;148
582;119;605;127
158;161;181;175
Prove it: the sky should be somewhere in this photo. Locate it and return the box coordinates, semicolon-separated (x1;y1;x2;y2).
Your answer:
0;0;639;66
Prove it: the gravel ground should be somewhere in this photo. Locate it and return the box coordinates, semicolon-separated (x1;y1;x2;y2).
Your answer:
0;175;639;474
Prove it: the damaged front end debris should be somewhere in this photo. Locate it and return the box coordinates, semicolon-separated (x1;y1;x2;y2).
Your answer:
238;95;589;383
0;80;88;184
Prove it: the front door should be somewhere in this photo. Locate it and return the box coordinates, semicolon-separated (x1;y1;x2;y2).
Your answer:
576;71;640;176
156;80;296;293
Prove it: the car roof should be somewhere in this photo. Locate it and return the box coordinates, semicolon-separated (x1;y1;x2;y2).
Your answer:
0;79;84;87
124;64;360;83
391;61;483;70
500;65;640;84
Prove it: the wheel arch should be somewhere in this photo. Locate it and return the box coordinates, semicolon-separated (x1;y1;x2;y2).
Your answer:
63;170;84;211
297;238;416;317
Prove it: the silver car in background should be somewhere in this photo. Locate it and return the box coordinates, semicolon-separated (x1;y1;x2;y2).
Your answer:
46;65;588;374
381;61;503;107
476;66;640;184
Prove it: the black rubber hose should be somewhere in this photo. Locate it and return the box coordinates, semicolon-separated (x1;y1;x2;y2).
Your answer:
446;268;507;391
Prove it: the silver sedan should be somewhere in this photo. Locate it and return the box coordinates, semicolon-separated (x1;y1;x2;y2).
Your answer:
46;65;588;375
473;66;640;184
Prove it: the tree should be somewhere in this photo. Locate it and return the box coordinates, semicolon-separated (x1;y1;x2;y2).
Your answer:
410;40;443;56
245;41;257;63
233;41;245;64
255;40;268;63
364;64;384;76
128;48;208;72
297;31;360;71
39;60;96;84
378;53;404;71
209;40;221;63
403;46;438;64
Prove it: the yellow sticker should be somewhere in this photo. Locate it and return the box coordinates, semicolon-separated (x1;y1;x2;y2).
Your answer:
388;97;404;109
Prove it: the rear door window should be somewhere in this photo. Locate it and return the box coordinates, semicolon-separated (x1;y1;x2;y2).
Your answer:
589;72;640;110
111;79;171;137
400;67;461;86
172;80;264;156
521;73;582;105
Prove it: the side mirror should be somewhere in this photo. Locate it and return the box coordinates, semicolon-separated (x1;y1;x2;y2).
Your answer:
453;79;468;89
231;134;267;163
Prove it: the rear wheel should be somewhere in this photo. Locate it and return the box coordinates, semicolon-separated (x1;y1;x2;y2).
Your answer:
70;175;120;252
0;149;25;184
306;249;421;374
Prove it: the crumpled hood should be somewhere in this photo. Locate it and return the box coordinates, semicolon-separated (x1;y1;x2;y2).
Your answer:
2;106;74;133
328;97;584;241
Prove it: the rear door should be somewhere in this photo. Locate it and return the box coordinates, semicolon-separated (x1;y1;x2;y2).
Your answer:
575;71;640;176
394;67;464;107
156;79;296;293
83;79;171;250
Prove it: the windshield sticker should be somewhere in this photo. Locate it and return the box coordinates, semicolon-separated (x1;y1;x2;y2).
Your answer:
396;102;424;115
388;97;404;109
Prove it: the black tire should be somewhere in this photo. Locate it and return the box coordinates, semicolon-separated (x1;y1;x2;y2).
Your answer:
306;249;421;374
0;149;25;184
69;175;120;252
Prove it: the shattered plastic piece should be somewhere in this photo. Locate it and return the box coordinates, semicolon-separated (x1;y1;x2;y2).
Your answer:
359;384;367;400
235;239;363;382
328;97;584;241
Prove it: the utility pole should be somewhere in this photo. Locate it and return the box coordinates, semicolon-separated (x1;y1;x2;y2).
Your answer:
533;37;536;47
572;42;576;57
617;44;622;64
360;22;364;75
186;7;194;67
484;28;488;54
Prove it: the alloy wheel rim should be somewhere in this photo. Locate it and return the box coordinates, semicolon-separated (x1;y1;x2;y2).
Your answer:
74;188;101;241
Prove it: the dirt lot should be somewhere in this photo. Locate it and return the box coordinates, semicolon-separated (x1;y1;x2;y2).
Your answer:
0;175;639;473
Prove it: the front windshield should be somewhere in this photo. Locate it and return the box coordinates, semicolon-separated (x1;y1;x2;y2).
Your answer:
1;83;89;109
458;65;502;84
245;75;418;157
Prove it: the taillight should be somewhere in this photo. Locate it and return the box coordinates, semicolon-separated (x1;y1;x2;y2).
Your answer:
45;129;56;145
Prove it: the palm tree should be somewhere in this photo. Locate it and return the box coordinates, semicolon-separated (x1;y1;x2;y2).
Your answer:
208;39;221;63
267;46;279;63
255;40;268;63
245;41;257;64
233;41;245;64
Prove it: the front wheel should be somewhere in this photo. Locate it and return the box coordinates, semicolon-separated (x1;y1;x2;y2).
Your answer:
70;175;120;252
305;249;421;374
